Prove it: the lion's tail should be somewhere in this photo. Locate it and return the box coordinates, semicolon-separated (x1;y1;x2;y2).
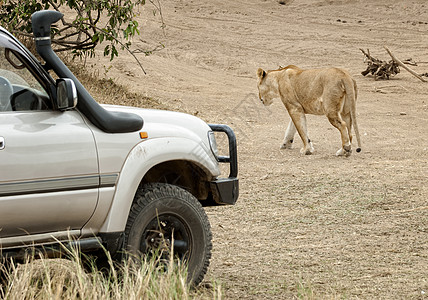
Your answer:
343;77;362;153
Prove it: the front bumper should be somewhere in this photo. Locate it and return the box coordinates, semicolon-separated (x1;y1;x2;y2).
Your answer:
208;124;239;205
210;177;239;205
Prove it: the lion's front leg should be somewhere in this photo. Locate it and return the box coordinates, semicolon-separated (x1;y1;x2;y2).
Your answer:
280;120;296;149
288;110;314;155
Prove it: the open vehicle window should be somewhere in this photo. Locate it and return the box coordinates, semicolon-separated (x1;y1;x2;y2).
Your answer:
0;47;51;111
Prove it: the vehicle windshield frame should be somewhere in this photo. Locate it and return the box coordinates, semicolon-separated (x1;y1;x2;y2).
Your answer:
0;26;55;98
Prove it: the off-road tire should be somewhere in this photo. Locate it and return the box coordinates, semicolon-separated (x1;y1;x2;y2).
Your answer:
124;183;212;286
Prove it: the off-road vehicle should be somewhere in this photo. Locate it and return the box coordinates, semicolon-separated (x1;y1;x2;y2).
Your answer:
0;10;238;285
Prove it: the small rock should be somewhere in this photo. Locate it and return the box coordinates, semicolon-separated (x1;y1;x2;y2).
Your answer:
400;112;407;115
260;174;269;180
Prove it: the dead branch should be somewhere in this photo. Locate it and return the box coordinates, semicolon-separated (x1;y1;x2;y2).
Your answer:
360;48;399;80
384;46;427;83
402;58;418;66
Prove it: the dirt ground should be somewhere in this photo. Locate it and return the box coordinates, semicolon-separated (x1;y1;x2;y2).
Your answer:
90;0;428;298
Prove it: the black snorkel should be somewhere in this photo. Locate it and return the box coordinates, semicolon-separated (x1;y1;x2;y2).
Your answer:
31;10;143;133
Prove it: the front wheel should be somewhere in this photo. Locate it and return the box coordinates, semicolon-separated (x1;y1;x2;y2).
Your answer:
124;183;212;286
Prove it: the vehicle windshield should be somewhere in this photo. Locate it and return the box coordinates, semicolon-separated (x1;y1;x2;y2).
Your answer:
0;46;50;111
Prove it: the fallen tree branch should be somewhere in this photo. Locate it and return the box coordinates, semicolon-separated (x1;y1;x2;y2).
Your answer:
402;58;418;66
384;46;427;83
360;48;399;80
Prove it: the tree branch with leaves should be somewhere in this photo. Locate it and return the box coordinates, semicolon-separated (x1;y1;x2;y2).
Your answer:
0;0;152;73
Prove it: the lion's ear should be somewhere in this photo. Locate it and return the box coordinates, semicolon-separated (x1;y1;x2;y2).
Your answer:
257;68;266;79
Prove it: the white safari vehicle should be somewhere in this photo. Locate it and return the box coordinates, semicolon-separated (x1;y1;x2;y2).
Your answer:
0;10;238;285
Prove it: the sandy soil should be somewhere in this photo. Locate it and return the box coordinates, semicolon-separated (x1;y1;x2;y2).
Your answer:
91;0;428;298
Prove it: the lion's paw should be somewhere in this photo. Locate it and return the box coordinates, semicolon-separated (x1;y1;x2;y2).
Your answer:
336;147;352;157
301;146;314;155
280;141;293;150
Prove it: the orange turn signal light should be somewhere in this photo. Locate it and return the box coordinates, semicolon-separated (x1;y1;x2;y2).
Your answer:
139;132;148;139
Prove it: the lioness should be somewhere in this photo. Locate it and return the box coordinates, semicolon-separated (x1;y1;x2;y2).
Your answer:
257;65;361;156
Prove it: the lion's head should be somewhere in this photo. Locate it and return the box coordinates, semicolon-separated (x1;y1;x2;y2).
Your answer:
257;68;278;106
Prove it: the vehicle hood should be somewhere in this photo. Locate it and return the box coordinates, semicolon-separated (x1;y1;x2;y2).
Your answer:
101;104;212;144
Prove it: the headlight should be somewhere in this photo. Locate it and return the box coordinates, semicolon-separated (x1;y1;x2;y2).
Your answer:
208;131;219;159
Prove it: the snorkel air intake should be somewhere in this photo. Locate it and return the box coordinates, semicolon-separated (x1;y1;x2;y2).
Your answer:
31;10;143;133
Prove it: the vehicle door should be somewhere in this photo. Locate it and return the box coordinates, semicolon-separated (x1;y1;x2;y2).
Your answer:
0;44;99;241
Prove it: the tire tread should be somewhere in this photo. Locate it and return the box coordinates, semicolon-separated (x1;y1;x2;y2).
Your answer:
124;183;212;286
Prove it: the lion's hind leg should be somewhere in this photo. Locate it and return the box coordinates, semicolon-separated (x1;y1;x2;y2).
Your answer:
342;112;353;144
327;112;351;157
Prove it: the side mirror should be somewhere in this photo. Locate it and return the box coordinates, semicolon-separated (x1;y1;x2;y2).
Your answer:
56;78;77;110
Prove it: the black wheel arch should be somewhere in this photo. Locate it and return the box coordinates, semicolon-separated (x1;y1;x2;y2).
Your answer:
140;160;213;202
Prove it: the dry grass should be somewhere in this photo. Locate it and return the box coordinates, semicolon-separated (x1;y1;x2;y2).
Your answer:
0;247;220;300
66;59;168;110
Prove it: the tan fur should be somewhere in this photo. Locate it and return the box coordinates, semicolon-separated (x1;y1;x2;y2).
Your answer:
257;65;361;156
